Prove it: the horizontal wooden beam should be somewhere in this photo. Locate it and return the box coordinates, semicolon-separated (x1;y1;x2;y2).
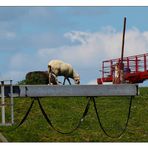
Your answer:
0;84;138;97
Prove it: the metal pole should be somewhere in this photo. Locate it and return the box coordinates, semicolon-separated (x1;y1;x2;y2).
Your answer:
121;17;126;63
10;80;14;125
120;17;126;83
1;81;5;125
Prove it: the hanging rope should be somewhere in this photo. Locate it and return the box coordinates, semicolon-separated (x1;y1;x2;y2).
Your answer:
92;96;133;138
37;97;91;134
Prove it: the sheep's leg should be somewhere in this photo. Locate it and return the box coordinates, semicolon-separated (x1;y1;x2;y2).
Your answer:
63;77;71;85
67;78;71;85
63;77;66;85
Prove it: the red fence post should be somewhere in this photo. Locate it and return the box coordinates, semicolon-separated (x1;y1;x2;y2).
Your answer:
135;56;138;72
144;54;147;71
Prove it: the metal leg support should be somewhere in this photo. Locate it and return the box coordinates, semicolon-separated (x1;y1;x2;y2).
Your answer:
1;81;5;125
10;80;14;125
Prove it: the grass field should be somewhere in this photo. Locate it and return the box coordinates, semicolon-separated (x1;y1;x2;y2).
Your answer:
0;87;148;142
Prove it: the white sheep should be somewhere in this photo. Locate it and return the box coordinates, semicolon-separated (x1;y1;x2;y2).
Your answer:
48;60;80;85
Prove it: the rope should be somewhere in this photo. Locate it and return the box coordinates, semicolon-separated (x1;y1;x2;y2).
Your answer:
37;97;91;134
92;96;133;138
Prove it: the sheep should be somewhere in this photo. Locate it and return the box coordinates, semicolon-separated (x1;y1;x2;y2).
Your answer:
48;60;80;85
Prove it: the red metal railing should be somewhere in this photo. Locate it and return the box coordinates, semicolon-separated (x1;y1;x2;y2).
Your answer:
97;53;148;84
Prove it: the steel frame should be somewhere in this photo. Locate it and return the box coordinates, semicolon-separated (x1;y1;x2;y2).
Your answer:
97;53;148;84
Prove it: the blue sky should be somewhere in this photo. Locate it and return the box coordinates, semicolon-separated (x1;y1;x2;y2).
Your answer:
1;6;148;84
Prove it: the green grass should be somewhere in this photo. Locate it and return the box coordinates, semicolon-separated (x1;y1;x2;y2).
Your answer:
0;87;148;142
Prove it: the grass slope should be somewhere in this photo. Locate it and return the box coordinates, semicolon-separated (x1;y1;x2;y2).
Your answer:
0;87;148;142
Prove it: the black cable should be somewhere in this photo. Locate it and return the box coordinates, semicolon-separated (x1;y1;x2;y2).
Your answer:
37;97;91;134
0;98;35;132
92;96;133;138
0;95;133;139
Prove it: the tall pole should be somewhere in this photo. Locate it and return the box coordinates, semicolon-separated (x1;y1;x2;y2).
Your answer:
121;17;126;63
120;17;126;83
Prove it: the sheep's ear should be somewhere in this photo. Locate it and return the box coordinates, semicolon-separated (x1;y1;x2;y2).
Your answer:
48;65;52;71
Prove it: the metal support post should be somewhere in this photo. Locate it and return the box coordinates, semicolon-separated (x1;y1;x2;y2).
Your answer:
1;81;5;125
10;80;14;125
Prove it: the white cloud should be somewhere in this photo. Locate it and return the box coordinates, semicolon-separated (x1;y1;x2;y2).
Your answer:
38;27;148;68
64;31;91;44
124;27;148;56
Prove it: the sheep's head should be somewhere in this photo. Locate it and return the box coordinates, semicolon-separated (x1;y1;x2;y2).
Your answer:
49;72;58;85
74;76;80;85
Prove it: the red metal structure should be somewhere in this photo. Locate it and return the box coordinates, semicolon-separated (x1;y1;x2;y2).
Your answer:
97;53;148;84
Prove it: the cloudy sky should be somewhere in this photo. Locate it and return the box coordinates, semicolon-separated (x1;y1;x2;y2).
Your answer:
1;6;148;84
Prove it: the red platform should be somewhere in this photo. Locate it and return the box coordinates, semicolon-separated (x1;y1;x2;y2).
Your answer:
97;53;148;84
